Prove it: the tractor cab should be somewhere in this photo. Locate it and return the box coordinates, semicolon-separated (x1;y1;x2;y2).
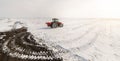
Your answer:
52;18;59;22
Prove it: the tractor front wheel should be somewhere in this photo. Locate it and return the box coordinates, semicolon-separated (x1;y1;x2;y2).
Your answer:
59;24;63;27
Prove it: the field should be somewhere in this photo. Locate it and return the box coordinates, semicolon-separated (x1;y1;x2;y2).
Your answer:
0;18;120;61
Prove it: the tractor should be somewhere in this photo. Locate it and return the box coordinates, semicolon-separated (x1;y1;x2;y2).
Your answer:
46;18;63;28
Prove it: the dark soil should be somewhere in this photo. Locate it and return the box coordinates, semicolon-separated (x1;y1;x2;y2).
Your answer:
0;27;63;61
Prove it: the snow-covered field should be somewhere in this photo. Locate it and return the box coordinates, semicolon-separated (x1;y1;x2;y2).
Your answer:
0;18;120;61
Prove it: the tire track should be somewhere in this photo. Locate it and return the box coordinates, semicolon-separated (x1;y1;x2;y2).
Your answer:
71;32;99;51
64;23;101;54
59;25;97;44
71;20;97;30
71;26;97;41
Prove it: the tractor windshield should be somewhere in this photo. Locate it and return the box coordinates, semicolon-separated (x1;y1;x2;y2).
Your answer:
52;18;59;22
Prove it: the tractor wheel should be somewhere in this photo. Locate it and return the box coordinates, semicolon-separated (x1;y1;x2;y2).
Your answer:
51;23;58;28
59;24;63;27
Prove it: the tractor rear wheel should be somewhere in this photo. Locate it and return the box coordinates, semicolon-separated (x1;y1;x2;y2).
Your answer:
51;23;58;28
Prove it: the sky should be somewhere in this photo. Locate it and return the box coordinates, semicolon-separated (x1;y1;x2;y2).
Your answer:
0;0;120;18
96;0;120;18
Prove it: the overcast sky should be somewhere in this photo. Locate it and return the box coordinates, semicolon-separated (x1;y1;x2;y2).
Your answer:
0;0;120;18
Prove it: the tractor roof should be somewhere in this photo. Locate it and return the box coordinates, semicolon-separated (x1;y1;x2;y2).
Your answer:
52;18;59;20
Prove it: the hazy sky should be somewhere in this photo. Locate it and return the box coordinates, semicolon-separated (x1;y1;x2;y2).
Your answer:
0;0;120;18
96;0;120;18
